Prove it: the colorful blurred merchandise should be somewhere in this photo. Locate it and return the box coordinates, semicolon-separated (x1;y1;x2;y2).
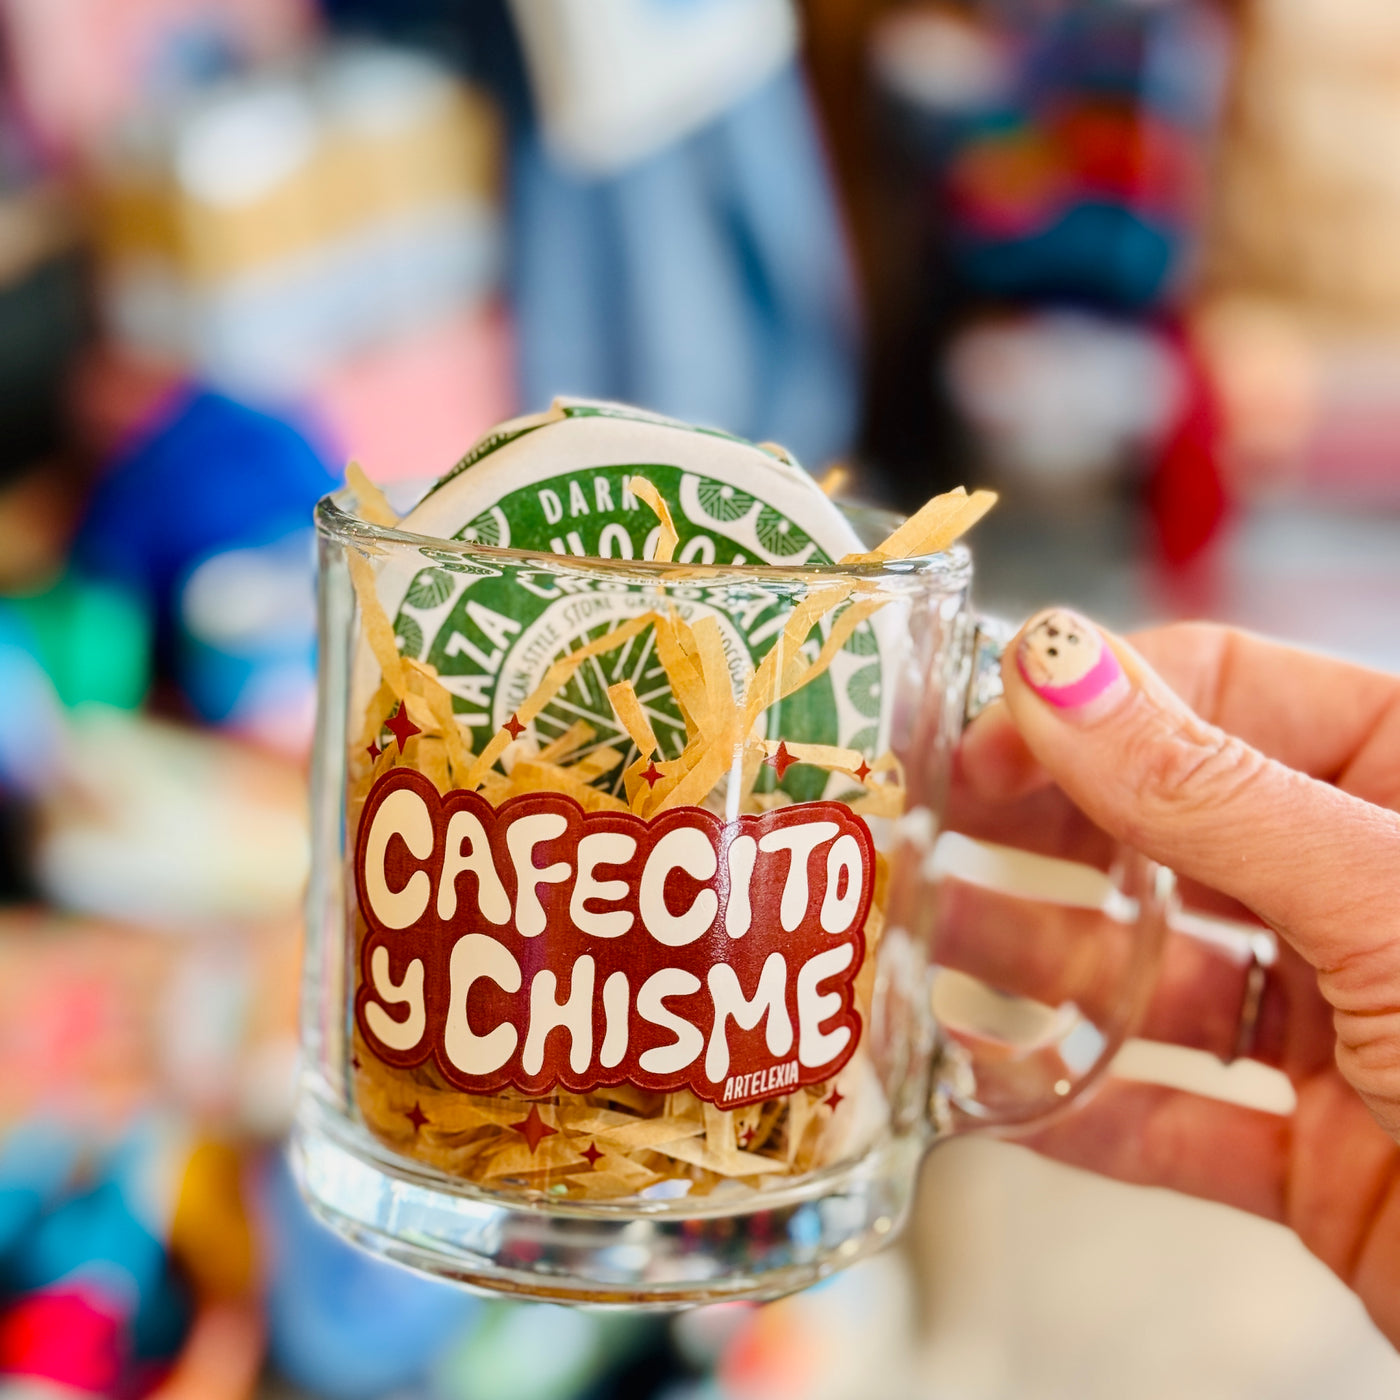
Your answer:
3;573;151;713
74;390;333;626
433;1301;674;1400
258;1153;477;1400
0;1128;193;1396
0;1121;270;1399
1196;298;1400;506
34;709;309;931
89;41;502;397
1208;0;1400;325
0;871;289;1397
308;301;515;484
669;1253;917;1400
873;1;1230;311
0;619;68;801
0;0;315;162
938;308;1229;565
0;575;152;807
944;310;1183;491
175;526;319;752
70;388;336;739
0;909;298;1129
1195;2;1400;510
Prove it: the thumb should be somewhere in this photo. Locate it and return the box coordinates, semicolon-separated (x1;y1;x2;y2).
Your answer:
1002;608;1400;984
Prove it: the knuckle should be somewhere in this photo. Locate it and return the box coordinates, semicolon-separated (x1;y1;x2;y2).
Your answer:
1323;936;1400;1013
1119;708;1271;838
1334;1010;1400;1092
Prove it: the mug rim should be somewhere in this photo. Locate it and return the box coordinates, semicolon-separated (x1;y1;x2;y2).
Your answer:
315;487;975;593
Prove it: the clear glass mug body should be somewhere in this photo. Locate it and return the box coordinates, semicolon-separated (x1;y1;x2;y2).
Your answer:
293;490;1168;1306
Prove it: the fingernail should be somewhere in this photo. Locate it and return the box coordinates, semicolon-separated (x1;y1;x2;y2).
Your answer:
1016;608;1129;719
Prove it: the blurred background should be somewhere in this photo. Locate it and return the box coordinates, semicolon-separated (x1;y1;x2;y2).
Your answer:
0;0;1397;1396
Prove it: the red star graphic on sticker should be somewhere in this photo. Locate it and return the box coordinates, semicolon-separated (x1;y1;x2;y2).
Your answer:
510;1104;557;1154
641;761;664;788
504;713;526;740
405;1102;429;1133
366;740;382;761
739;1125;756;1147
854;760;871;783
580;1142;604;1170
767;741;798;780
823;1088;843;1112
385;703;420;751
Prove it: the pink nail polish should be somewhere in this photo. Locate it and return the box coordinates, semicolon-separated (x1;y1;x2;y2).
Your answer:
1016;609;1128;715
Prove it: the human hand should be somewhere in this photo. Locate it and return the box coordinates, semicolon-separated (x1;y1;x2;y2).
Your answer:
953;611;1400;1345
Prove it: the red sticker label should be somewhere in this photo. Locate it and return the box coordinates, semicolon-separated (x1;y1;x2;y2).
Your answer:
353;768;872;1108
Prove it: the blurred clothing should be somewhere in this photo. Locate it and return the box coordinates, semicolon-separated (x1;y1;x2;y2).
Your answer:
72;390;335;645
508;0;796;175
512;63;860;470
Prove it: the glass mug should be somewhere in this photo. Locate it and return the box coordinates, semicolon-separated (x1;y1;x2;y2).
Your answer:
293;486;1170;1306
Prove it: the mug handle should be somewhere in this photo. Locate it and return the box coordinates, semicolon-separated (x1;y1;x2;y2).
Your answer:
925;615;1173;1134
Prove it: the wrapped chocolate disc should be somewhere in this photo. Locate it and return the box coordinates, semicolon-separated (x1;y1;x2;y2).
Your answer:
358;399;887;805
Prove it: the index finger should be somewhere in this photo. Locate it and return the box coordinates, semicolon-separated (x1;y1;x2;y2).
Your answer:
961;623;1400;810
997;615;1400;994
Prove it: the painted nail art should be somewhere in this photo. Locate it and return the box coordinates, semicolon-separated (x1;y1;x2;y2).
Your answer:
1017;608;1128;714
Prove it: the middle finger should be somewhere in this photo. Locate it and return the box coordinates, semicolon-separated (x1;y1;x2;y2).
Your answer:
934;876;1329;1079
